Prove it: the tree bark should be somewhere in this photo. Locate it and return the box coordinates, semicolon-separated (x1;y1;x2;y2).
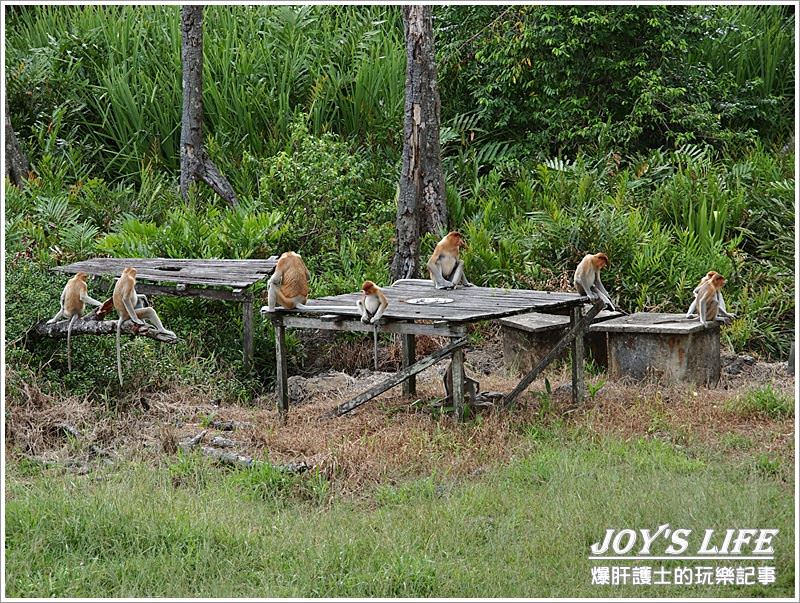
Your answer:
180;5;238;206
5;97;30;187
391;5;447;281
30;298;178;343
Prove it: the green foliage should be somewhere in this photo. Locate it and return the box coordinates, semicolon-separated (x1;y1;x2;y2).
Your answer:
437;5;792;156
5;5;404;184
98;199;285;260
725;384;794;420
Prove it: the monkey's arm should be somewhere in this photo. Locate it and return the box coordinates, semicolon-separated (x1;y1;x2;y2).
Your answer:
450;260;474;288
122;297;146;325
716;291;735;319
82;293;103;307
685;296;699;319
370;296;389;324
266;271;283;312
357;298;370;324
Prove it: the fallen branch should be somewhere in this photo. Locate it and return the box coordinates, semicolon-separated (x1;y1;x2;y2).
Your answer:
31;311;178;344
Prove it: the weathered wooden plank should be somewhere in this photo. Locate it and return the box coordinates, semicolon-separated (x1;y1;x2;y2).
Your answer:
402;334;416;395
503;302;603;408
570;304;585;405
54;257;278;289
277;315;468;337
136;284;244;301
326;337;468;417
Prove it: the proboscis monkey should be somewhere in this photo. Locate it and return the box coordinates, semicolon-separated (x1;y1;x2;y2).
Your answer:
688;271;734;326
260;251;355;317
574;252;616;311
427;231;473;290
357;280;389;370
686;270;734;323
264;251;310;312
113;266;175;385
47;271;103;371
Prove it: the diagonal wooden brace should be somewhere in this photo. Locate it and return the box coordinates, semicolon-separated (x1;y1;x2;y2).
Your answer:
324;337;468;418
503;302;603;408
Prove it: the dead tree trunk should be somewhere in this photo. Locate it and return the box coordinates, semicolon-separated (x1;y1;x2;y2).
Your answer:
5;97;30;187
391;5;447;281
30;298;178;343
180;5;238;206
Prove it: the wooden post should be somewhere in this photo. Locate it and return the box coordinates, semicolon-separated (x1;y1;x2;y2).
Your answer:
273;317;289;416
503;302;602;408
451;344;465;420
570;304;585;405
402;334;416;395
242;294;254;371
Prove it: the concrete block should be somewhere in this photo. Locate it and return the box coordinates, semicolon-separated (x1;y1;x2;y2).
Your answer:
499;308;622;374
589;312;721;386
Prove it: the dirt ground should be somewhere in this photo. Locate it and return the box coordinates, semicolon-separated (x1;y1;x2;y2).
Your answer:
6;330;795;493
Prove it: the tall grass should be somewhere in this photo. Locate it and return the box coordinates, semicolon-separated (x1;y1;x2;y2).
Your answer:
5;435;795;597
690;5;795;139
5;5;404;182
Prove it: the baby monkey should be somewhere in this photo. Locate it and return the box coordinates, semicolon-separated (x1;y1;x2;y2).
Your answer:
357;280;389;370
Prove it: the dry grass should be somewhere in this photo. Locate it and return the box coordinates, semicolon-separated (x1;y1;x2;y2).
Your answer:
5;335;794;492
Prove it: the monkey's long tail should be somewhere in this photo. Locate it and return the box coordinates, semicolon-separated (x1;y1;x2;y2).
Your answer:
66;314;77;372
116;318;124;386
373;325;379;371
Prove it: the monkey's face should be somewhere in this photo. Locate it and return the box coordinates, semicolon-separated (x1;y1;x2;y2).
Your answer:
361;280;376;294
449;232;467;249
712;275;726;288
596;253;609;269
125;267;137;277
76;272;88;281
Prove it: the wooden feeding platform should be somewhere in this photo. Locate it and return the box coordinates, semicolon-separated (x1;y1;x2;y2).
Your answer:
589;312;721;386
267;279;596;418
499;307;623;372
53;257;278;369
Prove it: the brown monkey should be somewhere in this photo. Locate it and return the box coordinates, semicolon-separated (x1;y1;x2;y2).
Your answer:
358;280;390;370
688;271;734;326
113;266;175;385
357;281;389;324
574;252;616;311
47;271;103;371
264;251;310;311
427;231;473;290
686;271;734;323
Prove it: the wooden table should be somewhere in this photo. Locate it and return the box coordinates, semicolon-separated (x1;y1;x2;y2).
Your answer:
54;257;278;370
267;279;594;418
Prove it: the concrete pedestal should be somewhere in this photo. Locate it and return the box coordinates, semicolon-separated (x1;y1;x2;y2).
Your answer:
589;312;720;386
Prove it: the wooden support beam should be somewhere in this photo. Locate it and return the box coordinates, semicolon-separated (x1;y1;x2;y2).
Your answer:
274;319;289;416
402;334;416;395
451;344;465;420
277;315;467;338
503;302;603;408
570;304;585;405
242;294;254;371
325;337;468;418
